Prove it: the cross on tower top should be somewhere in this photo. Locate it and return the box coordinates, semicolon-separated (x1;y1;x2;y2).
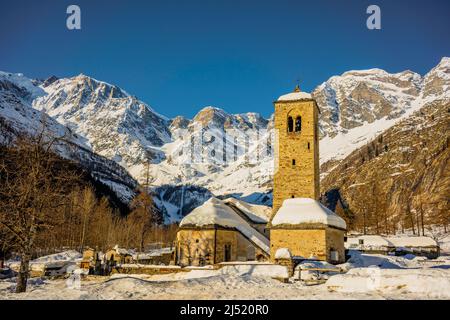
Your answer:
294;78;301;92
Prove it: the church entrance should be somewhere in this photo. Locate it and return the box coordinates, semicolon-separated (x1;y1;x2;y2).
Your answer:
224;244;231;262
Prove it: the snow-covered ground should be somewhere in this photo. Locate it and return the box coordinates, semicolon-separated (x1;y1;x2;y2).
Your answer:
1;251;449;300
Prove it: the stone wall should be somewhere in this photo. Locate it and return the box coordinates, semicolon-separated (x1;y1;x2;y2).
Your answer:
215;229;238;262
176;227;268;266
176;229;215;266
270;226;346;264
112;266;187;275
272;99;320;217
325;227;346;264
135;252;173;265
270;229;327;261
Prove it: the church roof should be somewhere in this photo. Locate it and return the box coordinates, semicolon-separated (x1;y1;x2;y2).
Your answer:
271;198;347;230
276;85;312;101
277;91;312;101
223;197;270;224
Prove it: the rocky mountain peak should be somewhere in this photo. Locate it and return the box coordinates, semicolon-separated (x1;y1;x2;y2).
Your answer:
31;74;171;173
422;57;450;99
42;75;59;87
193;106;230;127
341;68;389;77
170;115;191;131
234;112;268;130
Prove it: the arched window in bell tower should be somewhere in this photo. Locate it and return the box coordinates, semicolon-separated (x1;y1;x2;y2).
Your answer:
295;116;302;132
287;116;294;132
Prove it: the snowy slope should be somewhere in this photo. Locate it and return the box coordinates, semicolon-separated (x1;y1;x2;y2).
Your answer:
0;71;84;145
149;106;272;194
317;57;450;166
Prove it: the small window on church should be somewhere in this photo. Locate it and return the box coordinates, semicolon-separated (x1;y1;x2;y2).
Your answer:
330;250;339;262
295;116;302;132
291;195;295;198
307;142;310;150
287;116;294;132
292;159;296;165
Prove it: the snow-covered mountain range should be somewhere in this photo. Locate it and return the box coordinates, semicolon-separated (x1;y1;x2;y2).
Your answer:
316;58;450;165
1;57;448;222
0;72;138;204
33;74;171;169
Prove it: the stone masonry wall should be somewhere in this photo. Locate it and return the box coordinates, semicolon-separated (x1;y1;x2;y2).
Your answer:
176;229;215;266
270;229;327;261
272;99;320;218
177;228;267;266
215;229;238;262
325;227;346;264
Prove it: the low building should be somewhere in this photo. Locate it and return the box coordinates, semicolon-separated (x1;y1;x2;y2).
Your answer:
175;197;270;266
269;198;347;264
346;235;440;258
105;245;133;266
132;247;174;265
9;250;81;277
80;248;104;274
345;235;394;255
388;236;440;258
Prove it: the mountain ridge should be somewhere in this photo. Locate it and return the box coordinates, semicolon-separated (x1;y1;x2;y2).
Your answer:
1;57;448;223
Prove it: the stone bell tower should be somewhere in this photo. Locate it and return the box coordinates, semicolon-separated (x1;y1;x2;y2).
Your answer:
272;85;320;217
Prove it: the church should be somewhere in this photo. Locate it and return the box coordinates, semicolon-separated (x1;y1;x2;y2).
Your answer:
174;86;346;266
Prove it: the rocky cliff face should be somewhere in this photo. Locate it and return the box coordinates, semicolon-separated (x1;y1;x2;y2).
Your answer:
321;100;449;233
316;57;450;167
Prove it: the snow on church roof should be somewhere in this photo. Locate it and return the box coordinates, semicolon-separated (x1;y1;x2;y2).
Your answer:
276;85;313;101
223;197;270;223
271;198;347;229
277;91;312;101
180;197;270;254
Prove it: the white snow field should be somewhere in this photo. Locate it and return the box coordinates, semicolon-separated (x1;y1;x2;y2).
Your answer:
1;251;449;300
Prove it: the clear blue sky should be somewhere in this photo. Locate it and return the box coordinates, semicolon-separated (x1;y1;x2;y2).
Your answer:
0;0;449;118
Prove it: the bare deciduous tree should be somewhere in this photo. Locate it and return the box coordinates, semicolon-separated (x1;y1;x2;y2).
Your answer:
128;189;159;252
0;128;81;292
